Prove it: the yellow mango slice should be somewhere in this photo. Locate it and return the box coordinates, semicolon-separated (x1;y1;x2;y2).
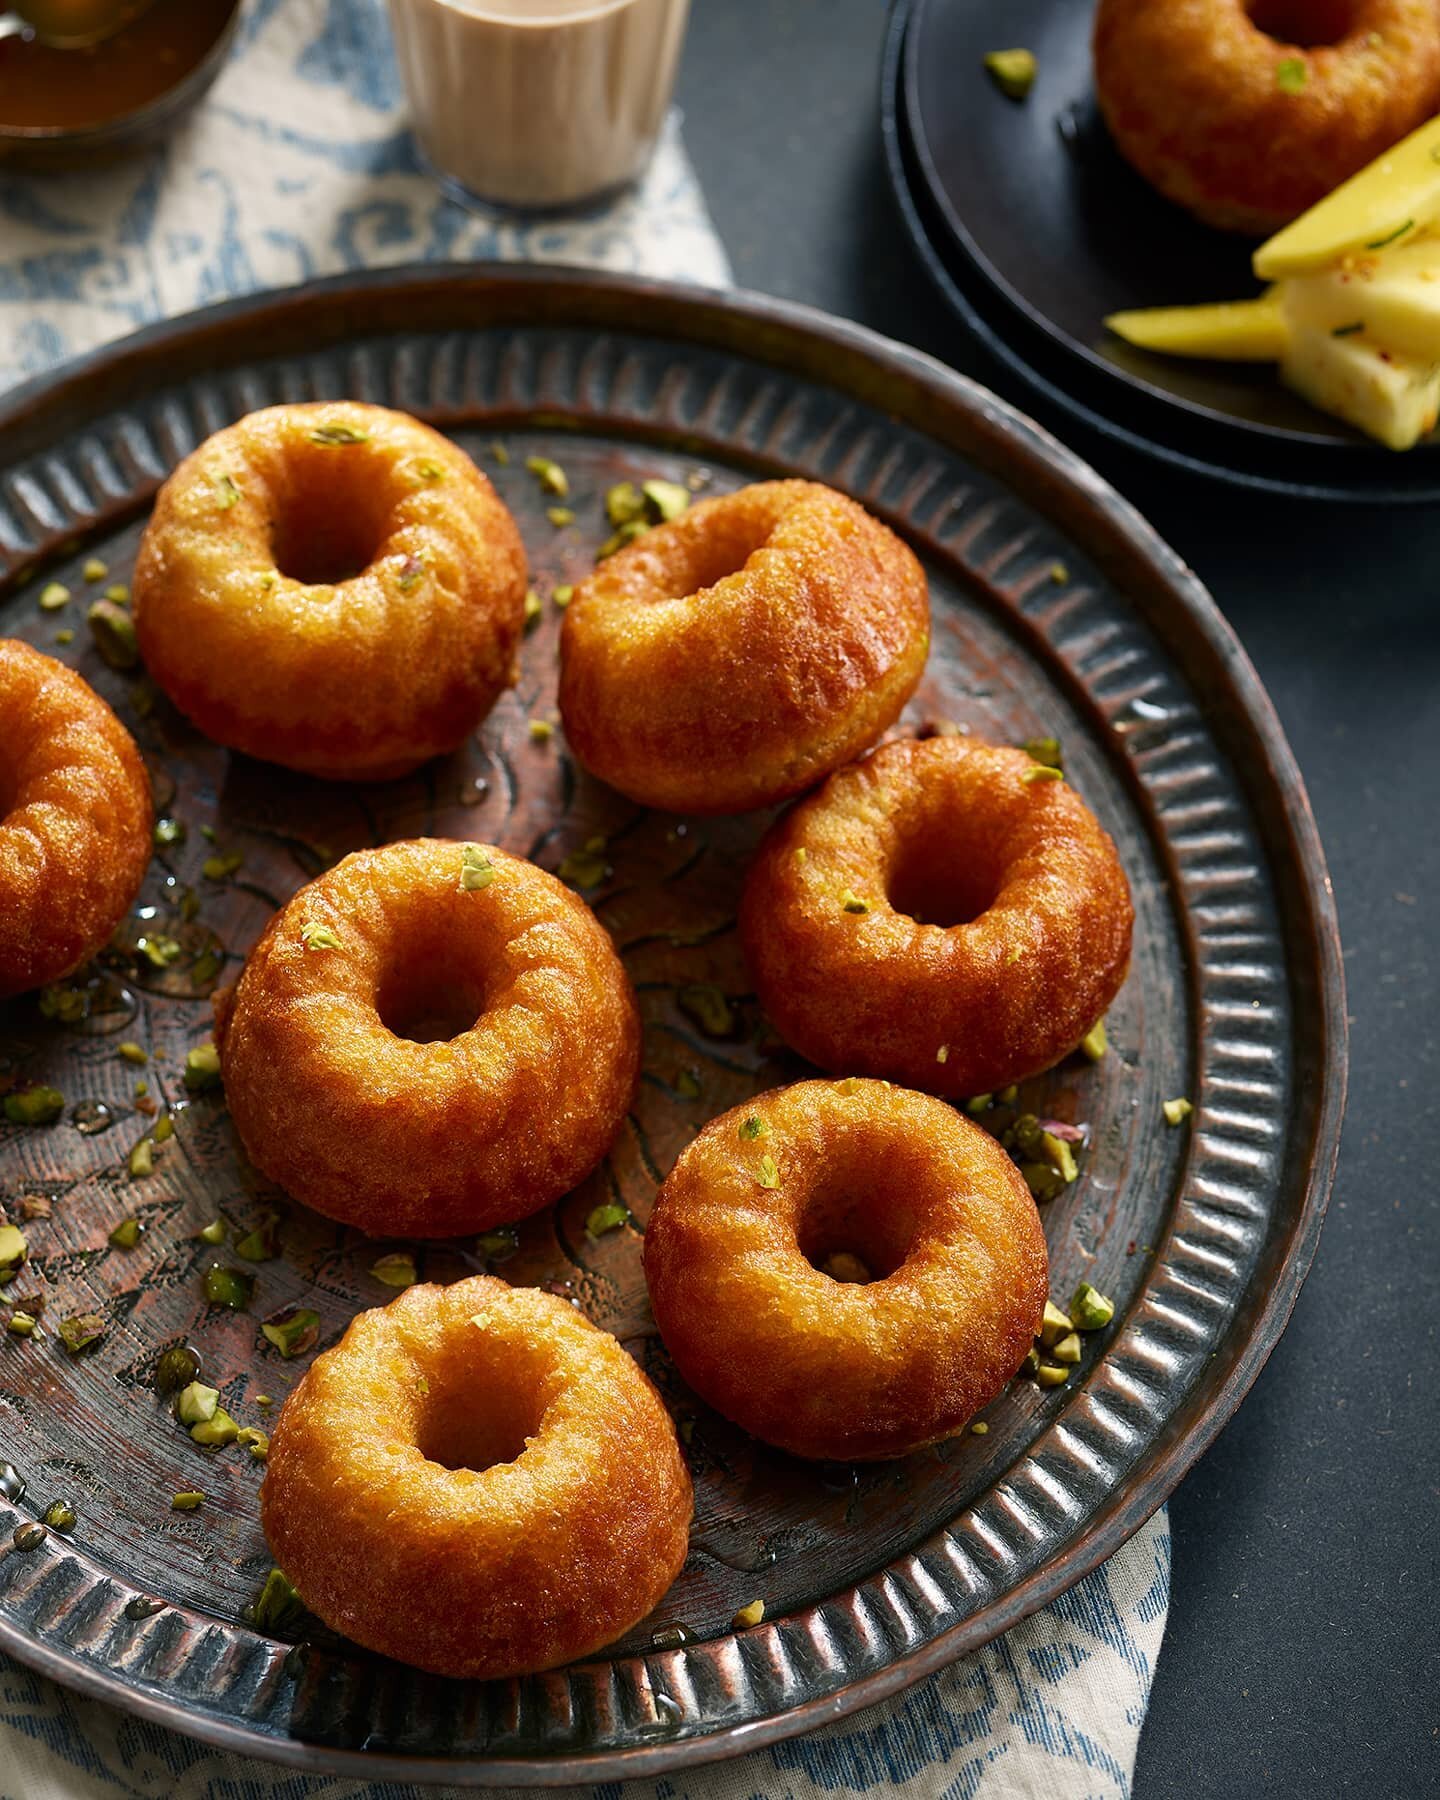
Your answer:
1104;293;1286;362
1281;323;1440;450
1255;115;1440;281
1282;235;1440;363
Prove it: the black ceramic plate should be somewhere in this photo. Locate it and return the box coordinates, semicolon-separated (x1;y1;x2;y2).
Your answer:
0;266;1345;1783
896;0;1440;497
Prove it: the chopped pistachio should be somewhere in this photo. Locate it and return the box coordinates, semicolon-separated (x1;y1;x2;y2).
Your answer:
4;1087;65;1126
1039;1299;1073;1348
557;843;607;887
678;983;736;1038
57;1312;105;1355
202;851;244;881
87;598;139;670
1070;1282;1115;1331
528;718;554;743
525;456;568;497
0;1225;29;1279
154;1346;201;1395
552;584;574;608
936;1046;951;1064
1035;1362;1070;1387
641;478;690;522
1022;1163;1065;1203
200;824;217;842
43;1500;76;1531
190;947;224;988
738;1115;766;1141
460;844;496;891
39;581;71;611
82;557;108;583
12;1523;46;1552
214;474;242;510
733;1599;765;1629
489;440;510;466
586;1202;629;1238
262;1307;320;1359
127;1139;154;1180
835;1077;863;1095
984;47;1037;99
596;519;650;560
794;846;808;863
1275;56;1307;94
6;1312;37;1338
203;1265;253;1310
523;586;543;630
605;480;647;527
249;1567;305;1635
395;554;426;593
1022;736;1063;771
197;1218;226;1245
1021;1346;1041;1376
964;1093;992;1115
152;1115;174;1145
136;933;181;968
190;1407;239;1448
546;506;575;528
235;1217;279;1262
756;1153;780;1190
300;922;342;952
1021;764;1064;785
970;1421;989;1436
1163;1097;1193;1126
371;1251;417;1288
822;1251;871;1284
255;1394;274;1407
999;1084;1019;1105
176;1381;218;1426
1049;561;1069;584
1079;1018;1108;1062
184;1043;222;1092
109;1216;142;1249
107;581;130;604
839;888;871;915
117;1041;148;1066
414;458;446;483
1052;1331;1083;1365
675;1068;702;1100
39;982;87;1023
236;1426;269;1460
171;1491;206;1511
54;628;74;646
309;421;369;445
1044;1131;1079;1184
477;1227;518;1262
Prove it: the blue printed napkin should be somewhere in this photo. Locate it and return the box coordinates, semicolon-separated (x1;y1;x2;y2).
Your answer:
0;3;1170;1794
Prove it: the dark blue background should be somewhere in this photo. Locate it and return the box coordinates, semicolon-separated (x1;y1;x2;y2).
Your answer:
678;4;1439;1793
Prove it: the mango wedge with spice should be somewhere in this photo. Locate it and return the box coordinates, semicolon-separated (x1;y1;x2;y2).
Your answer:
1281;323;1440;452
1282;234;1440;365
1104;293;1286;361
1254;114;1440;281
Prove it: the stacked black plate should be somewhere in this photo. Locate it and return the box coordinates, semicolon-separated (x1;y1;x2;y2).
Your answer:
882;0;1440;502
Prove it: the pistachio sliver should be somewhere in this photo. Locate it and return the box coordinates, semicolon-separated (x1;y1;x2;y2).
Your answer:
176;1381;218;1426
1038;1299;1073;1348
261;1307;320;1360
1069;1282;1115;1331
371;1251;417;1288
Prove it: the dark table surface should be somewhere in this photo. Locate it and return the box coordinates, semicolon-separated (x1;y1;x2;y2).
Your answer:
678;4;1438;1795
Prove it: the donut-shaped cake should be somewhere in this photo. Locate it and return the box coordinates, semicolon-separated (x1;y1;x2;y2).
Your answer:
644;1080;1048;1461
558;480;930;814
0;639;153;999
261;1276;692;1676
740;736;1132;1097
1093;0;1440;235
133;402;526;781
214;839;640;1235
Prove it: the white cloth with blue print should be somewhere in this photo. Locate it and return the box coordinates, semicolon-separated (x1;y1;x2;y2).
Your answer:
0;1;1170;1793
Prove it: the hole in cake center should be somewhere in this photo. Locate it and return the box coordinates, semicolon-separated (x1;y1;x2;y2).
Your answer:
798;1182;917;1284
270;507;386;587
377;968;488;1044
415;1384;544;1473
1247;0;1357;47
887;837;999;928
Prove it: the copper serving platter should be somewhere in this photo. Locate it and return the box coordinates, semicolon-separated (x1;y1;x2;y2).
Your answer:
0;268;1345;1782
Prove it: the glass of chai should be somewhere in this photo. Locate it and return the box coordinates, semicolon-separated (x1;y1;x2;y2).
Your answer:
386;0;691;212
